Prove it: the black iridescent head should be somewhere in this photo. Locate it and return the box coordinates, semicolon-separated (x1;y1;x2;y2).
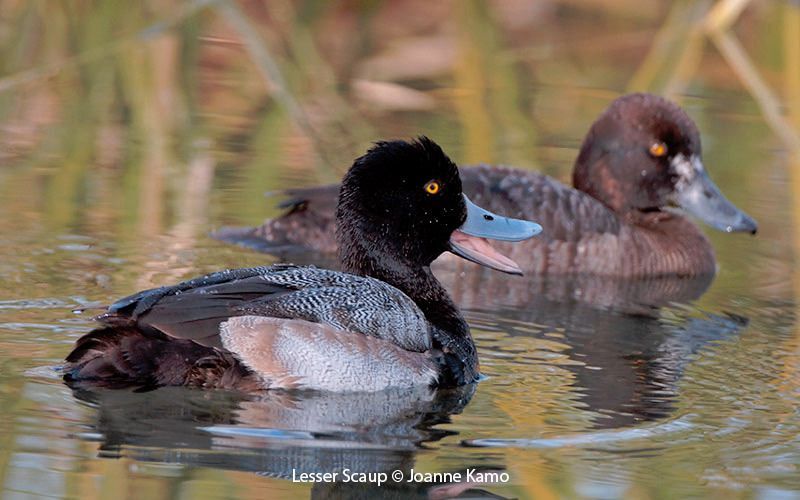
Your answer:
573;93;756;233
336;137;541;276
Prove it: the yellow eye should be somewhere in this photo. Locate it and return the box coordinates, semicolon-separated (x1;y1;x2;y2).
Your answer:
649;142;668;157
424;180;441;194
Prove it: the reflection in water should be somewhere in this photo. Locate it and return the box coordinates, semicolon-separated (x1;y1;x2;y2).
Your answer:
71;385;472;466
487;305;748;430
437;264;748;430
67;384;513;497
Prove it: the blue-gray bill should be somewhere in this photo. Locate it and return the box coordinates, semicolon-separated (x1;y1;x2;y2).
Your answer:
448;195;543;275
671;156;758;234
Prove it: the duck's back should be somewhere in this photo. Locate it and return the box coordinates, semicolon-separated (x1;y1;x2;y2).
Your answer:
463;165;622;242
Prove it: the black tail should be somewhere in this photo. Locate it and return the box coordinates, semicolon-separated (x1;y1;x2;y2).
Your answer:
63;326;247;390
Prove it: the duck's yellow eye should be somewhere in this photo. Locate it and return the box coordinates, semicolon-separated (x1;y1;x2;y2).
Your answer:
424;180;441;194
649;142;668;157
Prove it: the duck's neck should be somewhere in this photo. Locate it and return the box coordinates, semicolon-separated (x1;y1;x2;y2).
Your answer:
341;240;466;335
340;236;479;385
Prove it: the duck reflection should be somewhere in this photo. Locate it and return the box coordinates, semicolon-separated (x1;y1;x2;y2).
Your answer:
498;302;747;429
68;383;513;497
72;383;471;458
436;264;749;429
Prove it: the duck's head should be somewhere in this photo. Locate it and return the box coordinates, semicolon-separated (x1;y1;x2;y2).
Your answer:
573;93;757;234
337;137;542;275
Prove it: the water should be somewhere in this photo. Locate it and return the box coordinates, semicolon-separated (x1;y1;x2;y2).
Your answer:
1;1;799;498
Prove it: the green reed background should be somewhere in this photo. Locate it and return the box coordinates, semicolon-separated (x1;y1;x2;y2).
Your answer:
2;0;796;236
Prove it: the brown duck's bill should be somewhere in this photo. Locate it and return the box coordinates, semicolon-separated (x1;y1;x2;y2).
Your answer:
447;195;543;275
671;155;758;234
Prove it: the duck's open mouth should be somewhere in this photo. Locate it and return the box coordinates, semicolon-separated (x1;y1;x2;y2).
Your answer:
447;195;542;275
449;230;523;275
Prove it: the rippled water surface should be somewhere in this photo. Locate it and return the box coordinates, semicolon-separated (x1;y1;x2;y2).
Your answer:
1;1;799;498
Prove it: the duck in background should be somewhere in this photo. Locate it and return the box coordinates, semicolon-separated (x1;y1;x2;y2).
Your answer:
214;93;756;278
63;138;542;392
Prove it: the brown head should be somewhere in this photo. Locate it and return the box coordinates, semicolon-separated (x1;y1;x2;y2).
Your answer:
573;93;757;234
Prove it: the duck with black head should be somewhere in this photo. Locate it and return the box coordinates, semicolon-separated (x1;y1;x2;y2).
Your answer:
63;138;542;392
216;93;756;278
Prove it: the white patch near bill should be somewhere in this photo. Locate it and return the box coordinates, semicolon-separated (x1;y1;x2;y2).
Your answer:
671;154;700;191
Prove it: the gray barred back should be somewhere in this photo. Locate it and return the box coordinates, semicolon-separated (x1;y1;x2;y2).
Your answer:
236;266;432;353
104;264;431;353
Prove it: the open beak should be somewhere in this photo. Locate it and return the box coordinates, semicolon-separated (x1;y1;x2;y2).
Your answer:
448;195;543;275
670;155;758;234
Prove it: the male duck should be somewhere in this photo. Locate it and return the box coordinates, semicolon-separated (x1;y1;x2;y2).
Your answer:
63;138;542;391
215;94;756;277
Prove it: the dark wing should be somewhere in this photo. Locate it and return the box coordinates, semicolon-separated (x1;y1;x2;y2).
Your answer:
108;264;301;317
99;265;302;348
451;165;626;274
